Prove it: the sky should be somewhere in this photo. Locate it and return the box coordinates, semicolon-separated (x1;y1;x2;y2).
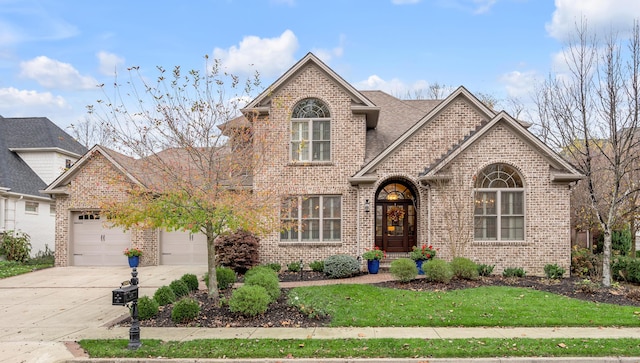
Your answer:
2;0;640;130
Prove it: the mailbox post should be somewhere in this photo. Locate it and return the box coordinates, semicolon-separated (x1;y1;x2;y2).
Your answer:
112;266;141;350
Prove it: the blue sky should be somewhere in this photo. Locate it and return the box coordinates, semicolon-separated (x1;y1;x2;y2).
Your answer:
1;0;640;129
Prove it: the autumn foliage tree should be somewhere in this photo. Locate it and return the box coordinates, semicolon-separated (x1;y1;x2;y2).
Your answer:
89;58;275;299
535;20;640;286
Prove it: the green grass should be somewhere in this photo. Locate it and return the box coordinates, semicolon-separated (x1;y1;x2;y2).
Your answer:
287;284;640;327
0;260;53;279
79;338;640;359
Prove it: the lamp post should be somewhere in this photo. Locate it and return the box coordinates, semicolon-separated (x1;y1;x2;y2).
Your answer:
127;267;141;350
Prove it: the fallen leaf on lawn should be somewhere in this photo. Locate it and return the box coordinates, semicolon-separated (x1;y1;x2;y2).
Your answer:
558;343;567;349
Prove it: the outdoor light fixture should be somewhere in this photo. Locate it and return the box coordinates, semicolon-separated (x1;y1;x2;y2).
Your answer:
364;199;370;213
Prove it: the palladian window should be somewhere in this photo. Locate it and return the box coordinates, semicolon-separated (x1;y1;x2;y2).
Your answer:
291;98;331;162
474;164;524;241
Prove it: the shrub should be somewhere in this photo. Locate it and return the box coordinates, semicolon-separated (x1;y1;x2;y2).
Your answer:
265;263;282;273
544;264;566;279
180;273;199;291
229;285;271;317
450;257;479;280
389;258;417;282
217;267;237;290
244;268;280;303
203;267;237;290
244;265;278;280
323;254;360;279
171;297;200;323
27;244;54;266
595;228;632;256
571;246;602;279
574;278;599;293
502;267;526;278
214;229;260;274
169;279;190;298
309;260;324;272
424;258;453;283
0;230;31;263
477;264;495;277
153;285;176;306
287;261;302;272
137;296;159;320
611;256;640;283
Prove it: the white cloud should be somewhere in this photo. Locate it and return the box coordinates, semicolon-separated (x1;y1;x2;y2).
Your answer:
19;56;98;90
97;51;125;76
436;0;498;14
0;1;78;46
311;34;346;64
547;0;640;41
212;30;298;77
0;87;69;117
499;70;538;98
354;75;435;98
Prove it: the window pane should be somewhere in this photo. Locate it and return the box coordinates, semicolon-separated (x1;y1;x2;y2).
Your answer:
474;216;497;240
302;197;319;218
501;191;523;215
323;220;341;240
291;122;307;141
323;197;340;218
312;141;330;161
313;121;330;140
376;205;383;237
474;192;496;215
501;216;524;240
301;220;320;241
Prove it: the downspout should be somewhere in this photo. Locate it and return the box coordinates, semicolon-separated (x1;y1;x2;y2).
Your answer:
426;183;432;245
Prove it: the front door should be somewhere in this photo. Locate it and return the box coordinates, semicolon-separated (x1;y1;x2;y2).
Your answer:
374;182;417;253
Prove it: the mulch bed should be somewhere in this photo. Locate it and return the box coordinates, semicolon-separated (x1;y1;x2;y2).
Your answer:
121;271;640;329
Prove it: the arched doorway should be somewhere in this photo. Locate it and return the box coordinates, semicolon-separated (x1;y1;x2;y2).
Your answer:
375;181;417;253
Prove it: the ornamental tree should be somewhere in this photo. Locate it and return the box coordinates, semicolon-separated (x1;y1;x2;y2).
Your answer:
89;58;276;299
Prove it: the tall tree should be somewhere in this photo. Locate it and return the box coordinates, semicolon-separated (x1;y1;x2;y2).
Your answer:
88;58;275;299
535;20;640;286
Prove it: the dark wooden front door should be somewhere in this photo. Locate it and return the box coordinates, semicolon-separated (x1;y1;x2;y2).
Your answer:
375;201;416;253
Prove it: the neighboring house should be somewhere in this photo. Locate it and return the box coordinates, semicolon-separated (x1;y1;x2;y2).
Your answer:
46;53;583;275
0;116;87;256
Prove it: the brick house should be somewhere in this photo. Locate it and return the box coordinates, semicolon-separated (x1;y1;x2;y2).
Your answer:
46;53;582;275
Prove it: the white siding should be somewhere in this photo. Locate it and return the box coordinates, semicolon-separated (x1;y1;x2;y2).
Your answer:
15;151;76;185
6;197;55;256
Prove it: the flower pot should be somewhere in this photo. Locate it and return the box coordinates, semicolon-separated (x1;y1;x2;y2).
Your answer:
128;256;140;268
415;259;425;275
367;259;380;274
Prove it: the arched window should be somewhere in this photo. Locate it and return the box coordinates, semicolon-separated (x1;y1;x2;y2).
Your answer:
474;164;524;241
291;98;331;162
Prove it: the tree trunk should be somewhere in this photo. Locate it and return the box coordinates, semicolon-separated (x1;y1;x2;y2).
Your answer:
206;231;219;300
602;228;612;287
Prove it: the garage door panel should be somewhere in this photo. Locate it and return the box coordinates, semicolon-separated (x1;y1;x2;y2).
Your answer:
160;230;207;265
72;213;130;266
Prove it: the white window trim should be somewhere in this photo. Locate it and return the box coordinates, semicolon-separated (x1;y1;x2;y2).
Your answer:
25;201;39;215
474;187;525;242
290;118;332;162
280;195;342;243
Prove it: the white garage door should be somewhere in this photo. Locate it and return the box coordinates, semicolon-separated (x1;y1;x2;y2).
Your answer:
160;230;207;265
71;212;131;266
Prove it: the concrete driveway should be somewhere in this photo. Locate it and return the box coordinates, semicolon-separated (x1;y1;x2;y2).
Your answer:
0;265;207;362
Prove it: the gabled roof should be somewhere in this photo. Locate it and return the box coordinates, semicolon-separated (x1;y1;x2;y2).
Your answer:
0;116;87;198
350;86;496;183
45;145;145;195
242;52;380;129
418;111;583;183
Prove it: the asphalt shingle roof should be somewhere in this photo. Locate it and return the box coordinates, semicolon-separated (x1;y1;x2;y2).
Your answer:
0;116;87;197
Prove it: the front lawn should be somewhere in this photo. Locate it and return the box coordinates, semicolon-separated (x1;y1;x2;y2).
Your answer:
288;284;640;327
0;260;53;279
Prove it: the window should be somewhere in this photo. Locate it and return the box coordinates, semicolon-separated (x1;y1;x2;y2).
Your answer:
25;201;39;214
49;204;56;216
474;164;524;241
281;195;341;242
291;98;331;162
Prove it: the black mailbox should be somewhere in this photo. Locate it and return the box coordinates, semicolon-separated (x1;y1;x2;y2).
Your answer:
112;285;139;306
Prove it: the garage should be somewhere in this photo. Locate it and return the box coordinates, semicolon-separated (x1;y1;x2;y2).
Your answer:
71;212;131;266
160;230;208;265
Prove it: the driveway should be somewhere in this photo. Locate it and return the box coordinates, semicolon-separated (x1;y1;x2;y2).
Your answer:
0;265;207;362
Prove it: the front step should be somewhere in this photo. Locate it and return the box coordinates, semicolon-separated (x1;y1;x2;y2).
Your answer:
379;252;411;269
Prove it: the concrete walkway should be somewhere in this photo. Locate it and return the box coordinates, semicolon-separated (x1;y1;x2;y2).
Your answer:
0;266;639;363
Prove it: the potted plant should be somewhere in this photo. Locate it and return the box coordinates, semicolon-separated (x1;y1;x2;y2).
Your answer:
362;246;385;274
410;245;437;275
123;247;142;268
